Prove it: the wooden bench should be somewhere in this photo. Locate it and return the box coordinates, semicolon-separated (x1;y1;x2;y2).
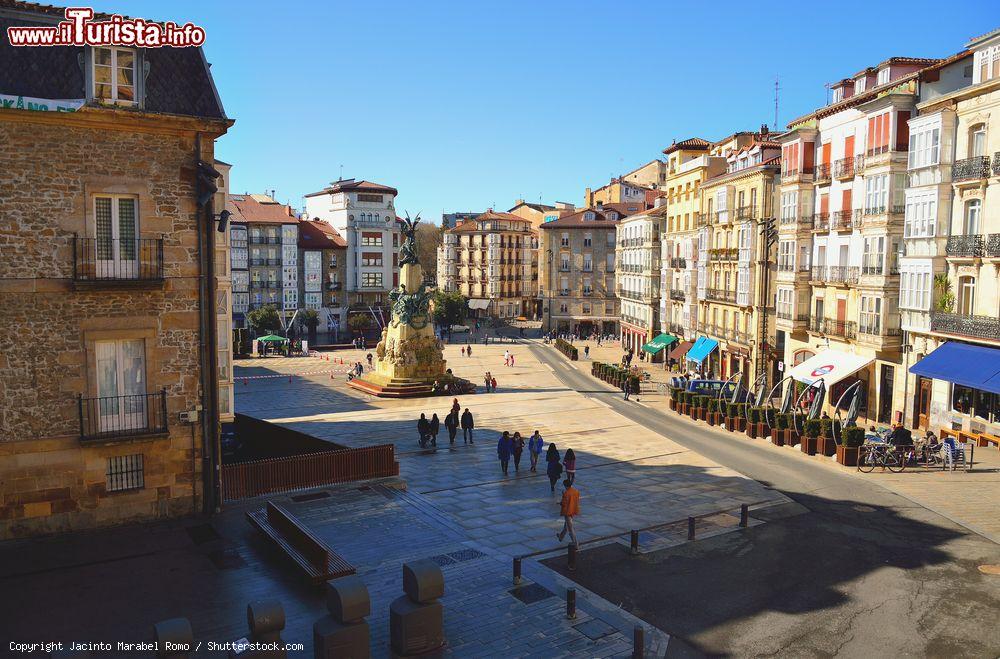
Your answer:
978;432;1000;450
939;427;960;442
247;501;355;584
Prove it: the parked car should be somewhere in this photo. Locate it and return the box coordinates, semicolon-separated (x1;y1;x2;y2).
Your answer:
683;379;749;401
450;324;471;333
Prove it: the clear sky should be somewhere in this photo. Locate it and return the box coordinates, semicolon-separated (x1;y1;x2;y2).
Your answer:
96;0;989;223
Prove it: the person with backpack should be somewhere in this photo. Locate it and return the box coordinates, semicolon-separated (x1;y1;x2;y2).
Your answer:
545;444;563;493
461;408;474;444
528;430;544;472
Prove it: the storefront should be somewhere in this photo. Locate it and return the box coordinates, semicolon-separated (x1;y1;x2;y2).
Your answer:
685;337;719;377
640;333;677;365
786;349;874;419
909;341;1000;434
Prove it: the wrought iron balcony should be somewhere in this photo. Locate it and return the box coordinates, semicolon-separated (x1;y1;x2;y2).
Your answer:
988;233;1000;258
946;234;985;257
808;317;857;339
858;321;901;338
834;155;863;179
952;156;991;182
813;213;830;231
669;289;686;302
736;206;757;220
73;237;164;285
831;210;855;231
815;162;832;182
776;311;809;323
695;213;708;228
811;265;859;284
708;248;738;261
930;312;1000;341
670;257;687;269
78;390;168;442
705;288;737;303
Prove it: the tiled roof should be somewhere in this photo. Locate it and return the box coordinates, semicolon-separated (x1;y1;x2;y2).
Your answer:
0;1;227;120
298;219;346;249
540;202;642;229
663;137;711;155
508;202;556;212
304;179;398;198
230;195;298;224
475;210;528;222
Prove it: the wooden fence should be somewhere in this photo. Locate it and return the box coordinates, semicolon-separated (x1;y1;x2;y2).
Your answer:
222;444;399;500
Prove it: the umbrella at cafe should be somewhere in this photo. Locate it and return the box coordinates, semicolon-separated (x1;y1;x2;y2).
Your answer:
808;380;827;419
779;378;795;414
257;334;288;343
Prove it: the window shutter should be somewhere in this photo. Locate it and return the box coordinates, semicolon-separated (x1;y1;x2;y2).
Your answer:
842;188;852;212
844;135;854;158
896;111;911;151
821;142;831;166
867;117;876;153
880;114;890;149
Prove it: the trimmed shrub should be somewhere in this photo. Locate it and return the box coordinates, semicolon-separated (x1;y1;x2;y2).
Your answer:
804;418;821;438
555;338;578;360
819;417;833;437
747;407;761;424
841;425;866;447
707;398;719;413
776;413;790;430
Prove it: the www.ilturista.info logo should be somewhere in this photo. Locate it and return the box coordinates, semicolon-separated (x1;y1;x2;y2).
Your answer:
7;7;205;47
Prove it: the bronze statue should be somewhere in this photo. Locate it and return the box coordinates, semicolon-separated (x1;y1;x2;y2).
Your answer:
398;213;420;266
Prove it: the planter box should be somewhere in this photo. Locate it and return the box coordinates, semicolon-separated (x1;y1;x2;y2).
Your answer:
706;411;719;426
677;403;688;416
817;435;838;457
836;445;859;466
771;428;785;446
733;417;746;433
800;435;818;456
668;399;677;411
724;417;735;432
748;422;766;439
745;422;758;439
784;431;800;447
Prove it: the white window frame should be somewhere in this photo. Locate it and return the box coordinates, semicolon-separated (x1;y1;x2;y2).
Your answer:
904;189;937;239
92;47;137;106
876;67;891;86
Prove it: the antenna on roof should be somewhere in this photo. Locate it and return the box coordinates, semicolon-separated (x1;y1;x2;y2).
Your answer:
773;75;780;131
339;164;343;181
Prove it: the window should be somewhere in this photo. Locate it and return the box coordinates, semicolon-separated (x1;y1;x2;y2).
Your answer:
583;233;592;247
862;236;885;273
361;232;382;247
865;174;888;212
964;199;982;234
583;278;592;295
584;211;595;221
970;124;987;158
974;45;1000;84
560;232;569;247
958;276;976;315
93;194;139;277
876;67;890;86
900;263;931;310
832;87;844;103
92;47;136;105
282;245;297;265
908;122;940;169
559;302;568;313
361;252;383;267
778;240;795;270
304;292;322;309
904;189;936;238
560;254;570;271
951;383;1000;421
283;288;297;310
559;276;569;295
866;112;891;155
582;303;591;314
606;252;615;272
362;272;383;288
777;288;795;317
106;454;144;492
780;191;797;222
95;339;147;434
855;76;867;93
357;193;383;203
583;254;593;272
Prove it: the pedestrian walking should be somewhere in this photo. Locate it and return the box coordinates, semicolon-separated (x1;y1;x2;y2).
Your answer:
444;409;458;444
546;444;563;492
466;345;472;357
366;352;373;370
504;349;510;367
429;413;440;446
484;372;491;393
623;377;631;401
461;408;474;444
556;479;580;547
461;345;466;357
584;345;589;359
512;431;525;472
563;448;577;485
451;397;461;416
491;376;498;392
528;430;544;472
510;353;515;367
417;413;430;448
497;431;513;476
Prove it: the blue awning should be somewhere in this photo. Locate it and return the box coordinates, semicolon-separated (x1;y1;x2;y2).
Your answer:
686;336;719;363
909;341;1000;394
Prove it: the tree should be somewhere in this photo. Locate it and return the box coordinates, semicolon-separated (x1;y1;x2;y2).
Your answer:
432;290;467;330
247;305;281;335
348;313;371;334
415;222;443;279
298;308;319;344
933;274;954;312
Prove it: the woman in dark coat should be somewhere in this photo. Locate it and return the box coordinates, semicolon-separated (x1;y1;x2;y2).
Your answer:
417;414;430;448
497;431;513;476
429;413;440;446
444;410;458;444
511;432;525;472
545;443;563;492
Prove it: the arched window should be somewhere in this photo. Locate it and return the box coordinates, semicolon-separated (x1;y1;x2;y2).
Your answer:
793;349;814;365
964;199;981;235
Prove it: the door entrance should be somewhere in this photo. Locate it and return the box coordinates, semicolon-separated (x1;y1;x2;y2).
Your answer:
878;364;894;425
915;376;932;430
96;338;147;434
95;195;139;279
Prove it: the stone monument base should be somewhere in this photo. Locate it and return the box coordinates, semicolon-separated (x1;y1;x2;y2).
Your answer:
348;373;475;399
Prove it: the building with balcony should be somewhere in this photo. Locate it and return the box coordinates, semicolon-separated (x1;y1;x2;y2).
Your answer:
0;0;232;537
298;219;348;337
658;138;727;349
778;55;941;424
230;193;300;324
695;129;780;382
616;205;664;356
437;210;538;320
304;178;401;328
900;32;1000;434
540;202;644;335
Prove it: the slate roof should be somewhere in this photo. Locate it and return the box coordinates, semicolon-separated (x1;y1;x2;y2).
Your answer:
0;0;227;120
304;179;398;198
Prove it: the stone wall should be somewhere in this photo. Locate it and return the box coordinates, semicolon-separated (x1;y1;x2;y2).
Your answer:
0;113;216;538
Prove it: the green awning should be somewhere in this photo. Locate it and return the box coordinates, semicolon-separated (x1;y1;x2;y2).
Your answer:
641;333;677;355
257;334;288;343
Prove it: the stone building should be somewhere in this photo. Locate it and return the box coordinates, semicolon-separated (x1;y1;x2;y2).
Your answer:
437;211;538;320
0;1;232;537
508;200;575;228
298;218;348;338
696;130;780;383
584;177;657;210
540;201;644;335
899;32;1000;433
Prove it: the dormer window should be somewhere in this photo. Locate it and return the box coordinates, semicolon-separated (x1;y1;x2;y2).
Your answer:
832;87;844;103
974;44;1000;83
606;212;618;221
855;77;867;93
876;67;890;86
92;47;136;106
584;211;595;221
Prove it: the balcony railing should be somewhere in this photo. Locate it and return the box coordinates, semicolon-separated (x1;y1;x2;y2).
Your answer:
266;258;281;266
930;312;1000;341
813;213;830;231
776;311;809;323
808;318;857;339
78;390;168;442
695;213;708;228
815;162;832;182
249;236;281;244
988;233;1000;258
834;155;863;179
946;234;985;258
831;210;855;231
861;259;899;276
736;206;757;220
73;237;164;283
670;257;687;269
858;321;901;337
708;248;738;261
952;156;991;182
811;265;859;284
705;288;737;303
669;289;686;302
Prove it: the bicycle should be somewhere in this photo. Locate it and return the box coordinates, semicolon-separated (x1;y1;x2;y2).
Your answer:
858;441;906;473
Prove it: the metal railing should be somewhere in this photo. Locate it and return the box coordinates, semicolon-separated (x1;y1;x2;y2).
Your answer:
705;288;737;303
813;213;830;231
834;155;863;179
946;234;985;257
988;233;1000;258
708;248;738;261
78;390;168;441
930;312;1000;341
776;311;809;323
736;206;757;220
811;265;859;284
669;289;686;302
858;321;901;337
815;162;832;182
808;318;857;339
670;257;687;269
952;156;991;182
73;237;164;282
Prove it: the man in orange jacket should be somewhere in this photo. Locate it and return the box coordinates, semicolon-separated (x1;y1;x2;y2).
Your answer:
557;479;580;547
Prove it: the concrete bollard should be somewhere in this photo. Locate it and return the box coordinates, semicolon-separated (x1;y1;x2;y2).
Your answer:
567;543;577;571
313;576;370;659
153;617;193;658
513;557;522;585
390;560;445;656
566;588;576;619
687;517;696;540
629;530;639;555
740;504;749;528
632;625;645;659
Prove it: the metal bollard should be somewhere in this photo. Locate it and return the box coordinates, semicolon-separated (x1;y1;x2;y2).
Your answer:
629;530;639;555
513;557;522;585
567;543;577;571
566;588;577;619
632;625;645;659
687;516;695;540
740;504;749;528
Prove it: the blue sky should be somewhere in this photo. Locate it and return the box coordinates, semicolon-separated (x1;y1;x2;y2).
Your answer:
97;0;988;222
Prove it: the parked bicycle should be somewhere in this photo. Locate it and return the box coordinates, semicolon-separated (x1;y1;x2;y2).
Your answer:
858;441;906;473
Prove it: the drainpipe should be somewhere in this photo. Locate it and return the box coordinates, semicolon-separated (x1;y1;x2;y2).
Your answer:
195;133;222;514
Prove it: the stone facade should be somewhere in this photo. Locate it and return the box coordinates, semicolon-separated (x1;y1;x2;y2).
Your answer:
0;107;229;537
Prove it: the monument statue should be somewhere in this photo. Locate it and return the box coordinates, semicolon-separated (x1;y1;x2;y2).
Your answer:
348;213;465;397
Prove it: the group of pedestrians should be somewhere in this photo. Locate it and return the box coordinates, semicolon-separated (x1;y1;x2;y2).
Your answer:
460;345;473;357
503;350;515;367
417;398;474;448
483;372;498;392
494;430;546;476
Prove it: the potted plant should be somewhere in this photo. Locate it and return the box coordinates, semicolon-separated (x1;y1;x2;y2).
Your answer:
690;394;704;419
801;418;821;456
784;413;801;446
677;391;689;416
706;398;719;425
771;412;786;446
745;406;760;438
837;425;865;466
668;386;680;411
732;403;747;432
817;418;837;457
